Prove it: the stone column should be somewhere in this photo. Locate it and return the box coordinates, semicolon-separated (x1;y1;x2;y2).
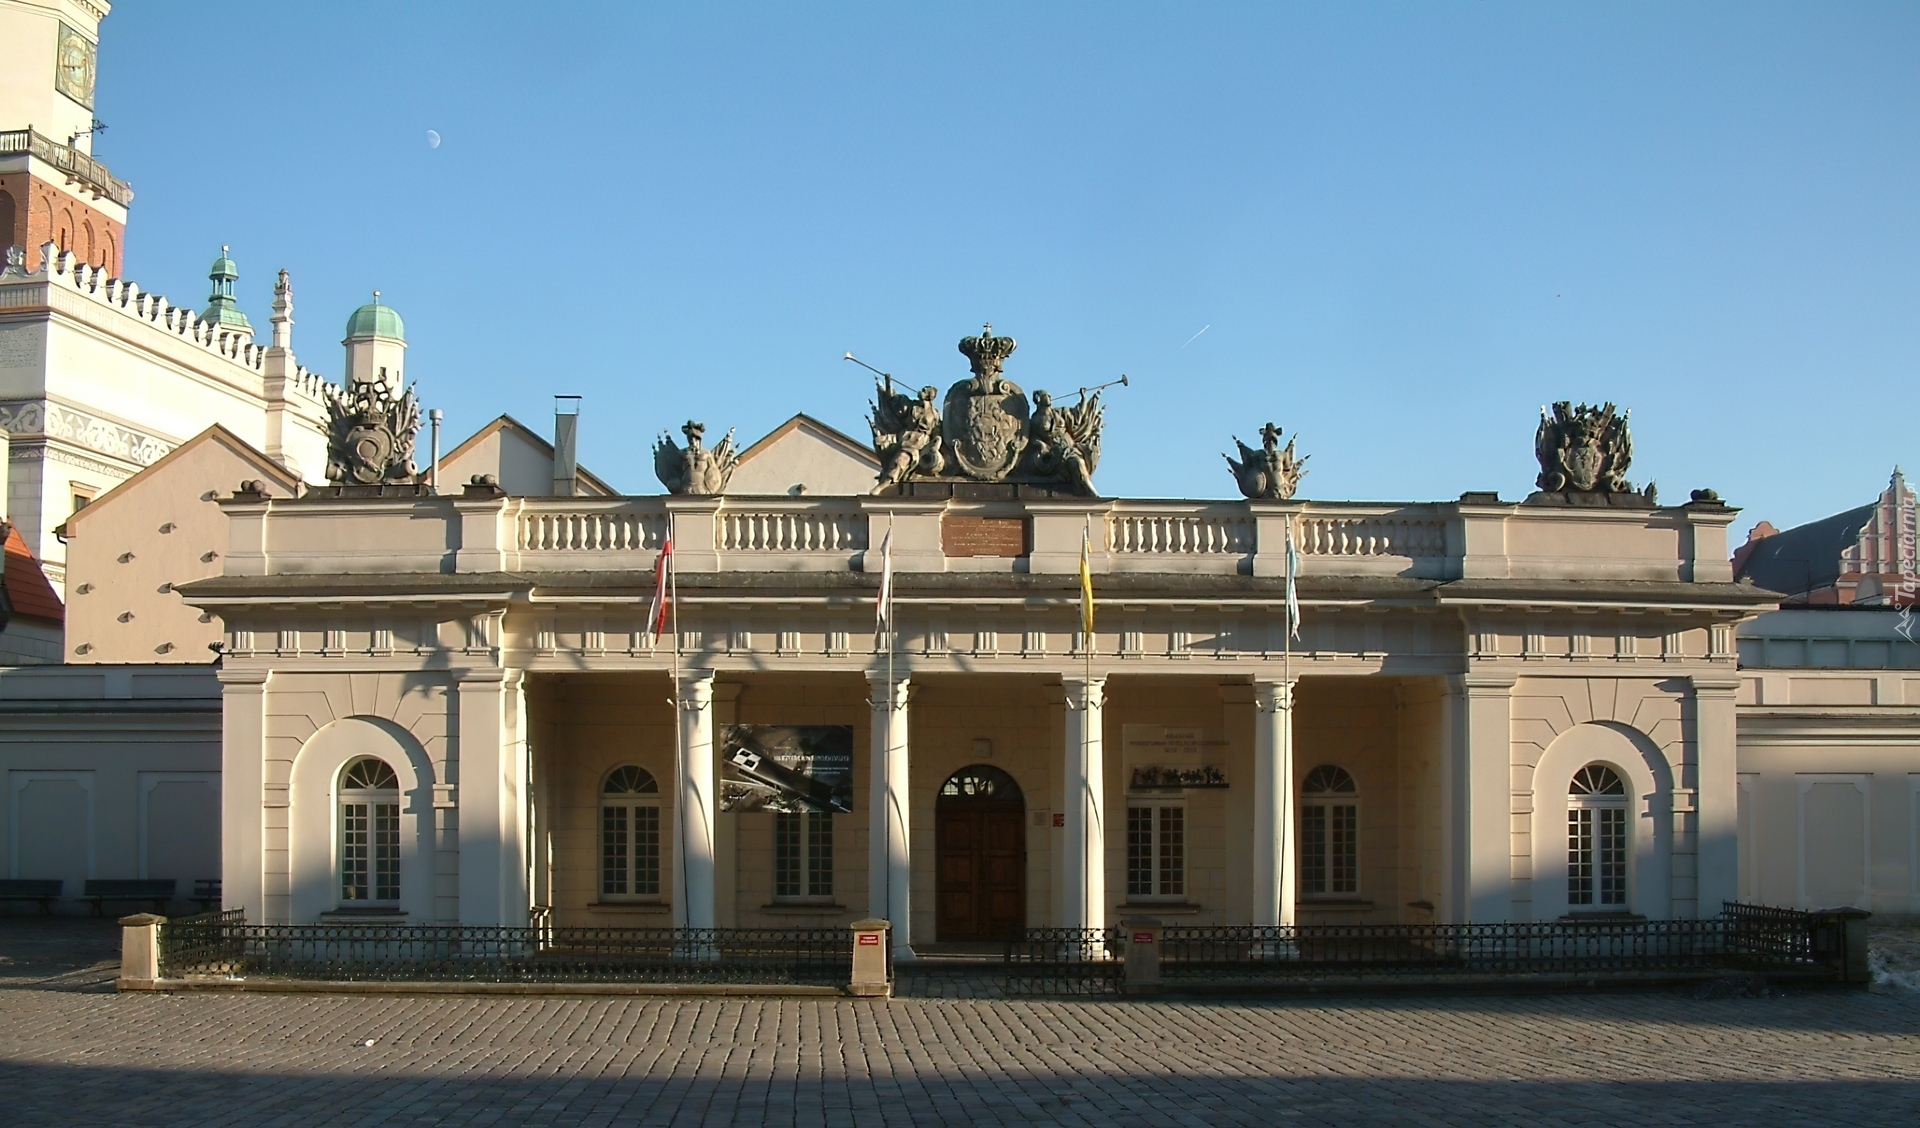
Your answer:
217;669;269;921
456;668;528;927
1442;673;1516;923
1253;678;1298;928
1691;674;1743;915
674;669;718;930
866;673;913;959
1062;675;1107;933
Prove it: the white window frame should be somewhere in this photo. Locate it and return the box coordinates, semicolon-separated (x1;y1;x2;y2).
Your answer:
137;771;220;880
1300;766;1359;899
1125;800;1186;902
600;766;662;902
337;758;400;908
1567;779;1629;910
773;810;835;903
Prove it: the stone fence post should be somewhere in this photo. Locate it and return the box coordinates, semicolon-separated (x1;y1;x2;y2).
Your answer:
117;913;165;990
1810;907;1873;987
1122;917;1162;995
850;918;891;997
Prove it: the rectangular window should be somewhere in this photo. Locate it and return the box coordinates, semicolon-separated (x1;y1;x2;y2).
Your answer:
1126;803;1184;899
341;802;369;901
602;806;629;896
775;812;833;900
341;801;399;903
600;804;660;899
1301;802;1359;896
1569;805;1627;908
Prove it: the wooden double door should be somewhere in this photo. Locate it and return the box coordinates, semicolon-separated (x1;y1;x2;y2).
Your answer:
935;800;1027;941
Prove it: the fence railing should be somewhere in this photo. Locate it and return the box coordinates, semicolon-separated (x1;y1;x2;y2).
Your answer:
157;918;852;985
999;905;1857;995
1002;927;1124;996
718;508;867;553
1107;512;1254;556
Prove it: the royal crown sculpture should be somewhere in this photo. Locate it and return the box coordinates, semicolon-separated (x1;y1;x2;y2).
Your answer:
323;378;421;486
1225;422;1309;499
654;421;741;496
1531;401;1657;506
866;325;1114;496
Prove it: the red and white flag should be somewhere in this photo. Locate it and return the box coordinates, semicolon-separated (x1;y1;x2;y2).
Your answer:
646;535;674;644
874;524;894;630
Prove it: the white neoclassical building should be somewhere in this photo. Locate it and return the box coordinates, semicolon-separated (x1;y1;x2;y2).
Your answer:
180;415;1794;956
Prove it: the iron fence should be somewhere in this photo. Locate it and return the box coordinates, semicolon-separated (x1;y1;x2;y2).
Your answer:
156;918;852;985
1153;903;1840;986
1003;928;1124;996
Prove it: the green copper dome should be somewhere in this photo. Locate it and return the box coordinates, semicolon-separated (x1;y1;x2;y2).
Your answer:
201;244;252;332
344;292;405;341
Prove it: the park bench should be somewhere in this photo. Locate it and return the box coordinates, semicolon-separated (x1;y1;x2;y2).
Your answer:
0;879;63;914
82;879;176;916
189;878;222;912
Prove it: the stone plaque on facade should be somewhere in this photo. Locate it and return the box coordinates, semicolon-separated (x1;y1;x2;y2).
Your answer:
1122;725;1229;790
941;515;1030;557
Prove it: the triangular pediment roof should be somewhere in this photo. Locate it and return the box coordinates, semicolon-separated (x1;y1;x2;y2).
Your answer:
58;424;301;535
441;414;618;496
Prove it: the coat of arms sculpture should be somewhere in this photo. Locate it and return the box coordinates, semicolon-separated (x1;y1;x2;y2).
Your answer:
1225;422;1308;500
653;421;740;495
1531;401;1657;506
866;325;1111;496
323;379;421;486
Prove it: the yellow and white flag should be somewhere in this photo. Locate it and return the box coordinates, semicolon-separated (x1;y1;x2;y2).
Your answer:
1079;523;1096;637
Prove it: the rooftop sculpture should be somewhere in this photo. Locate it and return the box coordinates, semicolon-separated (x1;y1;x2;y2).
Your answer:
1531;401;1657;507
323;378;421;486
866;325;1113;496
654;421;740;495
1225;422;1308;500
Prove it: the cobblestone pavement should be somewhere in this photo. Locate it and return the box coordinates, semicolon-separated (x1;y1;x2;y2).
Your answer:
3;917;1919;1127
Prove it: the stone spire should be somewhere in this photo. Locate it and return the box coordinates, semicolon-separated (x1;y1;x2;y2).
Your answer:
269;268;294;350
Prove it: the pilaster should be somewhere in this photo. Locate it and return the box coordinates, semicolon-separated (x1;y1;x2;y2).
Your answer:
1062;675;1107;933
218;668;269;920
675;669;718;930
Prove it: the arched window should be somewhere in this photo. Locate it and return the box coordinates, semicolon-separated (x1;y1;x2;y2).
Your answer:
0;190;16;250
1301;765;1358;897
338;757;399;905
1568;764;1628;908
601;766;660;900
937;764;1024;802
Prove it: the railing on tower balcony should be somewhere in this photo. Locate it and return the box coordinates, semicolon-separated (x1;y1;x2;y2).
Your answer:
1106;506;1254;556
0;129;134;207
717;505;868;553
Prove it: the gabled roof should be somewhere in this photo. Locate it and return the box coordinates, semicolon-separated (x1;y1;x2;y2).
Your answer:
58;424;302;536
1732;503;1875;598
440;415;618;496
734;413;879;469
1;522;63;625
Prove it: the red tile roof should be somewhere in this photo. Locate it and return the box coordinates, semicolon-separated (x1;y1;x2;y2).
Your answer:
3;523;64;625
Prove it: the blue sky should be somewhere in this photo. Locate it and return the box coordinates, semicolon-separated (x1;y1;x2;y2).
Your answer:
94;2;1917;531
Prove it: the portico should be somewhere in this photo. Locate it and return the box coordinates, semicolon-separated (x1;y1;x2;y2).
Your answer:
183;484;1770;942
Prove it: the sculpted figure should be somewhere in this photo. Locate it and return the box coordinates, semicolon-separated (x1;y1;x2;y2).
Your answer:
869;383;946;493
1225;422;1308;500
1025;388;1103;497
654;420;740;495
324;378;421;485
1534;402;1633;493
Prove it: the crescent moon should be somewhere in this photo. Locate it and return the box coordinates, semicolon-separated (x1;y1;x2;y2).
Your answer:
426;130;441;149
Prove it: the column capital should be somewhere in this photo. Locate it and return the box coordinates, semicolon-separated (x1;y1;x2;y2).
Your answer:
1689;674;1743;698
678;668;716;707
1063;675;1105;710
454;666;508;686
1253;678;1298;712
217;668;270;688
867;674;911;711
1449;672;1517;694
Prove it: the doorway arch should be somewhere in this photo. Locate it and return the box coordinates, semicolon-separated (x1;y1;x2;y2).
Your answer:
934;765;1026;941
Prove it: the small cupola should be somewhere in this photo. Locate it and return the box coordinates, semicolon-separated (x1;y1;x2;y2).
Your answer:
201;245;254;336
342;290;408;392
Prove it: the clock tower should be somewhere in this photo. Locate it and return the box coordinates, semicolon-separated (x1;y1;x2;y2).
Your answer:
0;0;129;275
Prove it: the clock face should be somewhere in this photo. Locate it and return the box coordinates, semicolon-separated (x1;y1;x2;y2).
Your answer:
55;22;96;110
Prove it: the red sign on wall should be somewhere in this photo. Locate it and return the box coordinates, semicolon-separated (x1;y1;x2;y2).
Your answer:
857;934;881;946
1132;932;1155;945
1052;813;1065;827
